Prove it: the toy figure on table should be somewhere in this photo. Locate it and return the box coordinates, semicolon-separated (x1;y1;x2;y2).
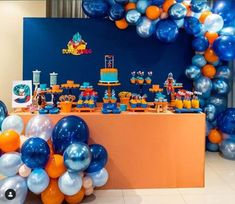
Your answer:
102;90;121;114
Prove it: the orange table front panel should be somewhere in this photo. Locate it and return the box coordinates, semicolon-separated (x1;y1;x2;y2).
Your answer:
19;112;205;189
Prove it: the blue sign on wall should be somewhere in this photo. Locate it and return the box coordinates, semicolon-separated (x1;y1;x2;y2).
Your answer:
23;18;193;100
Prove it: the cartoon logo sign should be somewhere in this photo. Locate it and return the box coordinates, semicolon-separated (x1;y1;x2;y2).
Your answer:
62;32;92;56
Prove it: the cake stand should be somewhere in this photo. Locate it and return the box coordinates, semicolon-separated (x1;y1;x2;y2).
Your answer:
98;82;121;98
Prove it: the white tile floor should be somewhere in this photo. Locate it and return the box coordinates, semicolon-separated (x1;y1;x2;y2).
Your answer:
82;152;235;204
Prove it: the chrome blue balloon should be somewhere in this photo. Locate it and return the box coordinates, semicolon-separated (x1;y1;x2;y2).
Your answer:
185;65;201;80
0;152;22;177
215;66;231;80
191;0;207;13
152;0;164;6
217;108;235;134
27;169;49;194
107;0;116;6
213;35;235;61
0;100;8;130
206;137;219;152
213;79;230;95
87;168;109;187
21;137;50;169
194;76;212;98
136;0;150;14
168;3;187;20
219;27;235;36
184;17;202;36
129;0;137;2
82;0;109;18
192;54;207;67
0;176;28;204
174;19;184;28
204;104;217;122
220;139;235;160
86;144;108;173
58;171;82;196
207;95;227;113
206;120;214;136
52;116;89;154
63;143;91;172
136;17;155;38
125;10;141;25
156;19;179;43
192;36;209;52
115;0;128;4
176;0;184;2
109;3;125;21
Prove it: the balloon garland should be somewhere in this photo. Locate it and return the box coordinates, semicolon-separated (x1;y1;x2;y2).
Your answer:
82;0;235;153
0;115;109;203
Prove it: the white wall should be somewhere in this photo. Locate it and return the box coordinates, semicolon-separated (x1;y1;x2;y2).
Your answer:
0;0;46;110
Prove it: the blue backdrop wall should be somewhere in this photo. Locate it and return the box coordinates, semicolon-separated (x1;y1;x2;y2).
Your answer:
23;18;194;100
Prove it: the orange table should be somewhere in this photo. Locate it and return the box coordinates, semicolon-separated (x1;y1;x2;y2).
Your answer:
19;111;205;189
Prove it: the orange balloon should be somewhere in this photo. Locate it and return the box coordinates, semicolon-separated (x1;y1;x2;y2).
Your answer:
199;11;212;23
201;64;216;79
115;18;128;30
125;2;136;11
146;6;161;20
0;130;20;152
45;154;66;179
208;129;222;144
65;187;85;204
47;139;54;156
41;179;64;204
204;48;219;63
205;32;219;44
163;0;175;12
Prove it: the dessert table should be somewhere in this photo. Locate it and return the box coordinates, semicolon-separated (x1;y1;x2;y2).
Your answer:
18;111;205;189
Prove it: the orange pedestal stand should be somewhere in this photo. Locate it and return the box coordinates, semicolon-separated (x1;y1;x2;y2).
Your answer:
19;112;205;189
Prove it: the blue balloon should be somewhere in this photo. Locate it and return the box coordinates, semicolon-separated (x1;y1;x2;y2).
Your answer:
107;0;116;6
192;54;207;67
125;10;141;25
220;139;235;160
136;0;150;14
86;144;108;173
0;176;28;203
129;0;137;2
156;19;179;43
136;17;155;38
194;24;207;37
0;100;8;130
185;65;201;80
213;35;235;61
215;66;231;80
194;76;212;98
198;96;206;108
63;143;91;172
109;3;125;21
206;120;214;136
207;95;227;113
58;171;82;196
206;137;219;152
191;0;207;13
168;3;187;20
27;169;49;194
192;36;209;52
0;152;22;177
152;0;164;6
176;0;184;2
217;108;235;134
184;17;202;36
21;137;50;169
174;19;184;28
219;27;235;36
204;104;217;122
213;79;230;95
52;116;89;154
87;168;109;187
82;0;109;18
115;0;128;4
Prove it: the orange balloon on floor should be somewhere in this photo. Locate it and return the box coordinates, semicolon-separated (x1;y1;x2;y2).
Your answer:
163;0;175;12
199;11;212;23
65;187;85;204
205;32;219;44
208;129;222;144
125;2;136;11
41;179;64;204
0;130;20;152
204;48;219;63
202;64;216;79
115;18;128;30
45;154;66;178
146;5;161;20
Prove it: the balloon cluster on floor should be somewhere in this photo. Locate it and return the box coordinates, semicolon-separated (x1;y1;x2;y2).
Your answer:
0;114;108;204
82;0;235;153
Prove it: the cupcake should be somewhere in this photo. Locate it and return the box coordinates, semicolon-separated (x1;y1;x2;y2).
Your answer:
130;77;136;84
88;100;95;108
138;78;144;85
145;77;152;84
141;99;148;108
130;99;137;108
77;99;83;108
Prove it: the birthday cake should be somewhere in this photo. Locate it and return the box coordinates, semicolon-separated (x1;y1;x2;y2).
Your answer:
99;55;119;83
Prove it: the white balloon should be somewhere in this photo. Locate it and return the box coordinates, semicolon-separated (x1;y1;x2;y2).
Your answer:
204;14;224;32
1;115;24;134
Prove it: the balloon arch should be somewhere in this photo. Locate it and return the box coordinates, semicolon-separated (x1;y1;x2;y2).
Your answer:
82;0;235;149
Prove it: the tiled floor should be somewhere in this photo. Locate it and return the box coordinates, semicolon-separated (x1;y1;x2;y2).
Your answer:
81;152;235;204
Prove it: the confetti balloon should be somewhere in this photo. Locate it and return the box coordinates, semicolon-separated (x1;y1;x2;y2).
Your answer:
136;17;155;38
194;76;212;98
125;9;141;25
168;3;187;20
185;65;201;80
